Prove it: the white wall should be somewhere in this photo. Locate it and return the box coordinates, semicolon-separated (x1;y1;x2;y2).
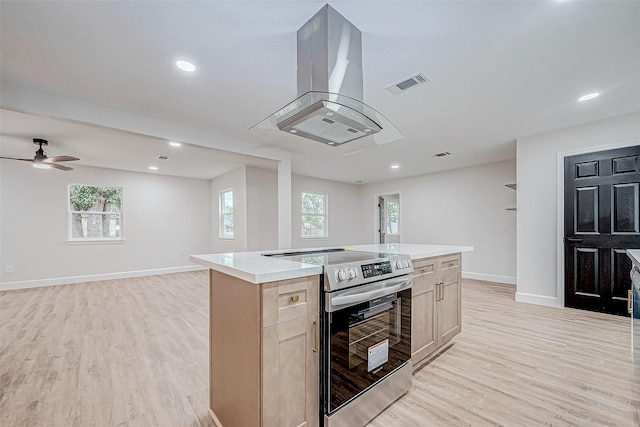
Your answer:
246;166;278;251
210;166;247;253
0;162;211;289
516;111;640;307
361;160;517;284
291;174;368;249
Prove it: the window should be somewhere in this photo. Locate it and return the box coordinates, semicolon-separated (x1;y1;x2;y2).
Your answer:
68;185;122;241
220;189;234;239
301;192;327;238
386;201;399;235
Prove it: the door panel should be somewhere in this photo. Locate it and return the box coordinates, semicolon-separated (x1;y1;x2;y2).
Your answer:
574;248;599;297
612;183;639;233
576;186;599;233
565;145;640;316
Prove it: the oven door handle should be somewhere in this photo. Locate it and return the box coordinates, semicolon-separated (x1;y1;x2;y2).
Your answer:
330;278;412;307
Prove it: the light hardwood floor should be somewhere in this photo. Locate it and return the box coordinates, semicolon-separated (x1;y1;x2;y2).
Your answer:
1;273;638;426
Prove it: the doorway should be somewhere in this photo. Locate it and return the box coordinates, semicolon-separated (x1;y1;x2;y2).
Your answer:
564;145;640;315
376;193;400;244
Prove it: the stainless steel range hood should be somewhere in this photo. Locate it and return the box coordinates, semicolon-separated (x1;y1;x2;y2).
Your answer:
252;4;402;147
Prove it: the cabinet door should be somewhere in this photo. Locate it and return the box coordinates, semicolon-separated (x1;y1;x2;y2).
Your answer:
412;267;437;366
436;274;461;346
262;315;319;427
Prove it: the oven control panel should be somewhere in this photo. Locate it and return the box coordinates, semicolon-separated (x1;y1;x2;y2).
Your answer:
325;254;414;291
361;261;392;278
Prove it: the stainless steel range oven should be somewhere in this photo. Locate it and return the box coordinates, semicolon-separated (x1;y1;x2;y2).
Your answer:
266;249;413;427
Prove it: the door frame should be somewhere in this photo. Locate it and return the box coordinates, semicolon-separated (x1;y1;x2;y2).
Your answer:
555;138;640;308
372;191;402;244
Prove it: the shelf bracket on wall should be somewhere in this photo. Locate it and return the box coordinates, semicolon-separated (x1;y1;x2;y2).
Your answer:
505;183;517;190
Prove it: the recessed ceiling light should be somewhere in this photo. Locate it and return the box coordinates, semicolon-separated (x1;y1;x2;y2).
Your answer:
176;60;196;72
578;92;599;102
364;128;372;133
33;163;51;170
169;141;182;147
148;166;159;171
391;164;400;169
290;129;298;134
325;112;334;116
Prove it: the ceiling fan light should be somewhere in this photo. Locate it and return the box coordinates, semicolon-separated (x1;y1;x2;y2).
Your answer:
33;163;51;170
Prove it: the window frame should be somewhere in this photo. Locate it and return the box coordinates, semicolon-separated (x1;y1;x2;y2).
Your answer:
67;184;123;243
301;192;328;239
219;188;234;239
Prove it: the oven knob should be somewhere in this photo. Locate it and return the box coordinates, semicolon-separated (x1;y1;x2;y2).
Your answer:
337;269;348;281
348;268;358;279
404;259;411;268
396;260;404;269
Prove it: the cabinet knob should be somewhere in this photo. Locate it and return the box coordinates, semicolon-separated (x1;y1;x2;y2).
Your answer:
290;295;300;303
448;262;454;268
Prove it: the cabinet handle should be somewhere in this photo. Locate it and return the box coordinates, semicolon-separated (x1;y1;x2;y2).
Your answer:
448;263;454;268
290;294;300;303
421;268;426;274
629;290;633;314
313;320;319;353
436;283;441;301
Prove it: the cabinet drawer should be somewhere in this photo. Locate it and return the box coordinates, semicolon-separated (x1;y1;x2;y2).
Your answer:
412;257;437;279
438;254;461;276
262;276;319;327
413;273;436;297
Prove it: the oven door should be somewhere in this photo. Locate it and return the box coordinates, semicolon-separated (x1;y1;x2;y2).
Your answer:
324;275;412;414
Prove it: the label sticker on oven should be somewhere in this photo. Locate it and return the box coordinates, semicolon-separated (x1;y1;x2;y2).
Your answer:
367;339;389;372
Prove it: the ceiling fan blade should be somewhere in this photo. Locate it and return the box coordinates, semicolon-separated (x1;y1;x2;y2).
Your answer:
51;163;73;172
0;156;34;162
43;155;80;163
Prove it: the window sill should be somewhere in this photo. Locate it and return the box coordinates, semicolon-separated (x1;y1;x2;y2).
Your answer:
301;236;329;240
66;239;125;245
219;237;235;241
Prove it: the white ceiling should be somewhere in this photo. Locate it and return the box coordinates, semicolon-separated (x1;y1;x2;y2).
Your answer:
1;1;639;183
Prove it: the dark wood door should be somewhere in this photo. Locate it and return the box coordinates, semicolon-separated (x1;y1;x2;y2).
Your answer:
564;145;640;316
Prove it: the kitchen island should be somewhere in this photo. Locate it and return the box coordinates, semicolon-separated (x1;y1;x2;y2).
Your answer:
190;244;472;427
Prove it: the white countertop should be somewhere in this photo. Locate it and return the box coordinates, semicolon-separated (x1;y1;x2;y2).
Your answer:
190;244;473;284
629;249;640;270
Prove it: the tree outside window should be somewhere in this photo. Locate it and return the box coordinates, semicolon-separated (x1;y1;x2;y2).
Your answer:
220;189;234;239
386;201;399;234
302;192;327;238
69;185;122;240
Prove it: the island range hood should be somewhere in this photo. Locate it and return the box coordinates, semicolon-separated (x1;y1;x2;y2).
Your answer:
252;4;402;147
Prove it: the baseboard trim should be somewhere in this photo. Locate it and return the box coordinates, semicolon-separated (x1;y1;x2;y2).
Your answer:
515;291;560;308
462;271;516;285
0;265;207;291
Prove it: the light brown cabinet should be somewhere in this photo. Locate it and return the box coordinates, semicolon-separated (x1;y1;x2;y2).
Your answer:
209;271;319;427
411;253;462;370
261;279;319;427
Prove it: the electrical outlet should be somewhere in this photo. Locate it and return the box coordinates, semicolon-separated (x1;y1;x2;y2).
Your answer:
5;265;14;274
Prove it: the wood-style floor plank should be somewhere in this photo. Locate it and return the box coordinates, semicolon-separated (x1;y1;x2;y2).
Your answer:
1;273;638;426
371;279;640;427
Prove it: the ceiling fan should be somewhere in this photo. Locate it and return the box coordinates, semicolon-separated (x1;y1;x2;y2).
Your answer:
0;138;80;171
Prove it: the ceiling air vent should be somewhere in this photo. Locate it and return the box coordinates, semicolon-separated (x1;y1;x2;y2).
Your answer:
386;72;431;95
157;155;171;160
433;151;451;158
